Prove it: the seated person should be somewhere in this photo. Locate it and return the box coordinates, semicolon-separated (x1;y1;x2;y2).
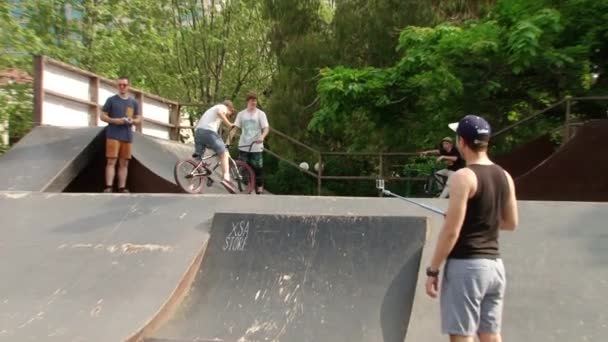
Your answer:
419;137;465;198
193;100;237;193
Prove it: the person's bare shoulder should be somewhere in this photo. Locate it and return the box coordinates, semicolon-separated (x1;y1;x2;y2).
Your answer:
450;168;477;197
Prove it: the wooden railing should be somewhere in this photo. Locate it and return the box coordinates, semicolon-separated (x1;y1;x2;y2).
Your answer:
33;56;181;140
32;56;607;195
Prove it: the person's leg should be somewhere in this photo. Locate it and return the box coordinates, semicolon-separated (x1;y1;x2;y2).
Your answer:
478;333;501;342
440;260;487;340
450;336;475;342
104;139;120;192
249;152;264;193
193;129;205;158
200;129;235;193
219;151;230;181
117;159;129;191
116;141;132;192
105;158;117;192
478;259;507;342
438;170;454;198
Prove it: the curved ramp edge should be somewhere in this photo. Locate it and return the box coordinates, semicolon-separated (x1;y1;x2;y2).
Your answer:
147;213;427;342
0;126;104;191
515;120;608;201
127;241;209;342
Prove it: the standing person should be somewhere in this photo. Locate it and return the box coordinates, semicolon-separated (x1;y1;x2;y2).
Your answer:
193;100;237;193
420;137;465;198
228;92;269;194
425;115;519;342
100;76;141;193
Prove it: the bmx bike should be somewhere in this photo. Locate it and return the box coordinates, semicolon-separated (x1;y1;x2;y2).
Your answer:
174;143;257;194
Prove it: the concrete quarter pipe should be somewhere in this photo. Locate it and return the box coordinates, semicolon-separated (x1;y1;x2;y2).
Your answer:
149;213;427;342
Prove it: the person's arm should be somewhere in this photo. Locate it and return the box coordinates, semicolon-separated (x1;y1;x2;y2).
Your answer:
217;107;234;128
429;170;471;270
420;149;440;156
256;126;269;143
256;112;270;143
131;100;142;125
500;171;519;231
228;113;241;145
438;155;458;162
99;99;125;125
425;170;473;298
100;112;125;125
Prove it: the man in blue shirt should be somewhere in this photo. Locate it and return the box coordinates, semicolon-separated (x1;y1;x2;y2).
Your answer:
100;76;141;193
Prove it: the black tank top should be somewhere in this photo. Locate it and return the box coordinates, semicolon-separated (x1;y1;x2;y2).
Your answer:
448;164;510;259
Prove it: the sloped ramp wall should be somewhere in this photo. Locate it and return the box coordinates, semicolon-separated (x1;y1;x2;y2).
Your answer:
515;119;608;201
0;126;104;192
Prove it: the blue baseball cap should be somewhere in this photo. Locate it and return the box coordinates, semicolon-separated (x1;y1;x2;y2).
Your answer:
448;115;491;145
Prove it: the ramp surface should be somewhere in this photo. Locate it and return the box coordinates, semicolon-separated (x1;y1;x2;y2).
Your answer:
0;192;209;341
0;126;103;191
514;120;608;201
0;125;226;194
2;192;607;341
405;200;608;341
152;213;426;342
494;133;556;178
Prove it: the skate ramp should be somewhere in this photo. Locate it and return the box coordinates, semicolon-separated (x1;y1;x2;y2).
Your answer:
2;192;607;341
405;200;608;341
494;133;556;178
514;120;608;201
0;192;210;341
0;126;104;191
149;213;427;342
0;125;226;194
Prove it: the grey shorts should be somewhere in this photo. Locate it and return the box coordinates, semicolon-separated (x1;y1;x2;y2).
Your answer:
440;258;506;336
194;129;227;156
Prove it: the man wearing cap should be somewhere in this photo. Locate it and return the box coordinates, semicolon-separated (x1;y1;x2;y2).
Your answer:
420;137;465;198
425;115;519;342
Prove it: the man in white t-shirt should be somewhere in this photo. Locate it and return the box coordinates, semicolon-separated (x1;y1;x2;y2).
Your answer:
228;92;269;194
193;100;236;193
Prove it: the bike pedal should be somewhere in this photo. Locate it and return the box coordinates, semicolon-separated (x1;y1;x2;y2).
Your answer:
206;178;214;187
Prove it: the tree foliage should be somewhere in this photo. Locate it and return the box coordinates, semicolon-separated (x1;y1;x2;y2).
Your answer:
310;0;608;157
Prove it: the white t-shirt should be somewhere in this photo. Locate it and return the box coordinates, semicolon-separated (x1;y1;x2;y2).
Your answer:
196;104;228;132
235;108;269;153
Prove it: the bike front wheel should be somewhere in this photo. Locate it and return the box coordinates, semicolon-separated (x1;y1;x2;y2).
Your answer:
174;159;206;194
230;160;256;194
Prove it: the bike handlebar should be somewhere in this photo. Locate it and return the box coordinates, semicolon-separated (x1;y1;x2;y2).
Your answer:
225;141;263;152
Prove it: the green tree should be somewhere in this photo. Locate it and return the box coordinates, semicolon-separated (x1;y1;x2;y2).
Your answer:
311;0;607;159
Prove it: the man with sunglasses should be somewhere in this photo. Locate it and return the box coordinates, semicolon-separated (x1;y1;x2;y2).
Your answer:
100;76;141;193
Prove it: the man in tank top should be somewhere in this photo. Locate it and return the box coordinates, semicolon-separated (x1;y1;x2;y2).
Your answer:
425;115;519;342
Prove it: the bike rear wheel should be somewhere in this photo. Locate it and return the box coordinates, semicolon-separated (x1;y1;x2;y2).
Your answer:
174;159;206;194
230;160;256;194
424;174;443;197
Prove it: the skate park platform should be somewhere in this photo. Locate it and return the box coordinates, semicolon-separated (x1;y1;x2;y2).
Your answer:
0;125;226;194
1;123;607;341
0;192;606;341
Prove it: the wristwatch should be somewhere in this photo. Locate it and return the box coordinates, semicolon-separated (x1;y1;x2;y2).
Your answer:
426;267;440;277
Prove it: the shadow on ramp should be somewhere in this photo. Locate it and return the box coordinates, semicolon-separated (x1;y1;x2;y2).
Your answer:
145;213;427;342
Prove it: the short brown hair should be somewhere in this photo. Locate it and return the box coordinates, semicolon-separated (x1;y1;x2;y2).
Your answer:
460;136;488;152
246;92;257;101
223;100;235;113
